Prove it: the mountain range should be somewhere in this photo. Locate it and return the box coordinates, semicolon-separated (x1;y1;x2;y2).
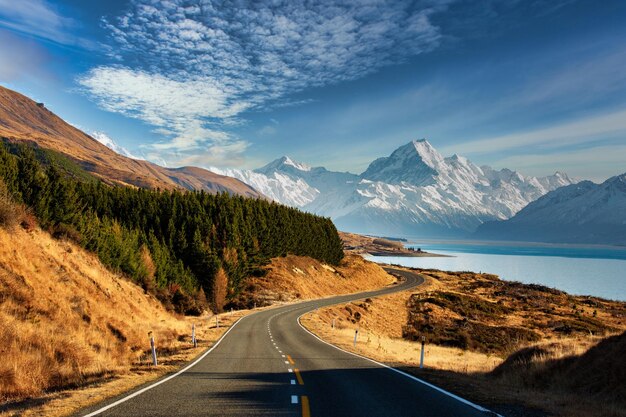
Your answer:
475;173;626;245
211;140;575;237
5;84;622;244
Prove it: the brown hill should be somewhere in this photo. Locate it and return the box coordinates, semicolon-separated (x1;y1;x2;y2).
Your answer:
0;85;261;197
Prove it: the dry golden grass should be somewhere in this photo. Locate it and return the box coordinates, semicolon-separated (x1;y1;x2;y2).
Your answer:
0;225;187;402
0;224;254;417
235;254;395;307
0;85;260;196
301;268;626;417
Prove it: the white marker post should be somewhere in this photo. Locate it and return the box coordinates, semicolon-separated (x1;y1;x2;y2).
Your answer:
216;315;219;329
149;331;158;366
192;324;197;348
420;336;425;369
353;329;358;347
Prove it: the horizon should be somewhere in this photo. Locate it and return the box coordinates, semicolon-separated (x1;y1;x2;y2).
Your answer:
1;1;625;182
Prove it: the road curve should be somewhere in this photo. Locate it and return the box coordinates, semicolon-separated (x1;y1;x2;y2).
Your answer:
76;268;495;417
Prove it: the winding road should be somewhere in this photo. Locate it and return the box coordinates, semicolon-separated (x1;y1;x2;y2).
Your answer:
76;268;496;417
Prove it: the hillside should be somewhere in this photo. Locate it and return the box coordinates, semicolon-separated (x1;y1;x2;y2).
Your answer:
301;268;626;417
0;141;344;314
0;86;260;197
475;173;626;245
0;224;190;403
211;140;575;236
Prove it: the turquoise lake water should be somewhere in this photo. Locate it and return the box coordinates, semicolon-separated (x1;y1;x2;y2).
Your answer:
366;240;626;301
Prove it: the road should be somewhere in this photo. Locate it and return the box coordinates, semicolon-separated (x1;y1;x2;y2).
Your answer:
77;268;496;417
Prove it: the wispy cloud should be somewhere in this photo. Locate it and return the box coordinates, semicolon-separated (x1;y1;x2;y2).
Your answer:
493;144;626;182
0;0;92;48
79;0;449;166
441;108;626;156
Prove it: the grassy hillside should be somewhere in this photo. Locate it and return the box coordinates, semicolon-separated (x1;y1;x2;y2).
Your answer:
0;85;260;197
0;224;188;403
0;141;344;313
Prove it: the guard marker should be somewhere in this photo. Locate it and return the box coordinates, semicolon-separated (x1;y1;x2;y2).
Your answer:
302;396;311;417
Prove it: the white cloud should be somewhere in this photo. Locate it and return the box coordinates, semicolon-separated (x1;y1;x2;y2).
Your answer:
79;0;449;165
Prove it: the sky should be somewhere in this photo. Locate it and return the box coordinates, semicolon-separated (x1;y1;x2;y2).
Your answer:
0;0;625;182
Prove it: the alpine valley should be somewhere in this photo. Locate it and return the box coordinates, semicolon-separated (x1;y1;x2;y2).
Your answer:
210;140;575;237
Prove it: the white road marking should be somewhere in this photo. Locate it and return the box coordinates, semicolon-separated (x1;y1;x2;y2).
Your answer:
291;395;298;404
281;354;285;357
296;312;503;416
284;361;289;364
79;315;248;417
291;379;296;385
288;368;293;373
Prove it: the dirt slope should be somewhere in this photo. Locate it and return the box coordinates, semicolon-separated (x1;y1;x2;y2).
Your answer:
0;85;260;197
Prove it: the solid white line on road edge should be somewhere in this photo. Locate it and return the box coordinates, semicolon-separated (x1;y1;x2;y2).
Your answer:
80;315;249;417
291;379;296;385
296;313;503;417
291;395;298;404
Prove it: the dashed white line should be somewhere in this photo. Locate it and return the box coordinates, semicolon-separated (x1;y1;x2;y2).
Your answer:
288;368;293;373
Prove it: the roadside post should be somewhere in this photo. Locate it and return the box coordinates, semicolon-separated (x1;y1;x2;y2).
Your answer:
192;324;197;348
354;328;359;347
420;336;425;369
216;315;219;329
149;331;158;366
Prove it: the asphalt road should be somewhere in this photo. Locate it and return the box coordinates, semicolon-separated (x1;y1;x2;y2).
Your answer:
77;268;496;417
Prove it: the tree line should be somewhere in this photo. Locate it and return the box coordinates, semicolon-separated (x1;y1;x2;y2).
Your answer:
0;141;344;313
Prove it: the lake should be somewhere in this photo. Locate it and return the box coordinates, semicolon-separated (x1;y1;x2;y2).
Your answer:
366;240;626;301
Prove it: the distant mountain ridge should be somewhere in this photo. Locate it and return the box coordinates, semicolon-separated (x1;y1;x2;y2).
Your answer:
0;85;261;198
211;139;575;236
475;173;626;245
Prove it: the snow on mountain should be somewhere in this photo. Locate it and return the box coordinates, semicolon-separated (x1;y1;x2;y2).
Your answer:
208;166;319;207
361;140;444;186
91;132;142;160
210;139;576;237
475;173;626;245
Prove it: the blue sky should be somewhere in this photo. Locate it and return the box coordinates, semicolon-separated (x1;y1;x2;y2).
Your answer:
0;0;625;181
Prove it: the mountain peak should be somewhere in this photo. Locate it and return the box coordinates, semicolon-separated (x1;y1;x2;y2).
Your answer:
361;139;444;185
255;155;311;174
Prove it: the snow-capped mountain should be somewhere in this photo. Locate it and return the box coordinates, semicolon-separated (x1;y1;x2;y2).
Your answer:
210;139;576;237
92;131;142;160
475;173;626;245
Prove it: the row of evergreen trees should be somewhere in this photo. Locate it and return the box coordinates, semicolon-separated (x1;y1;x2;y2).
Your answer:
0;141;344;313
